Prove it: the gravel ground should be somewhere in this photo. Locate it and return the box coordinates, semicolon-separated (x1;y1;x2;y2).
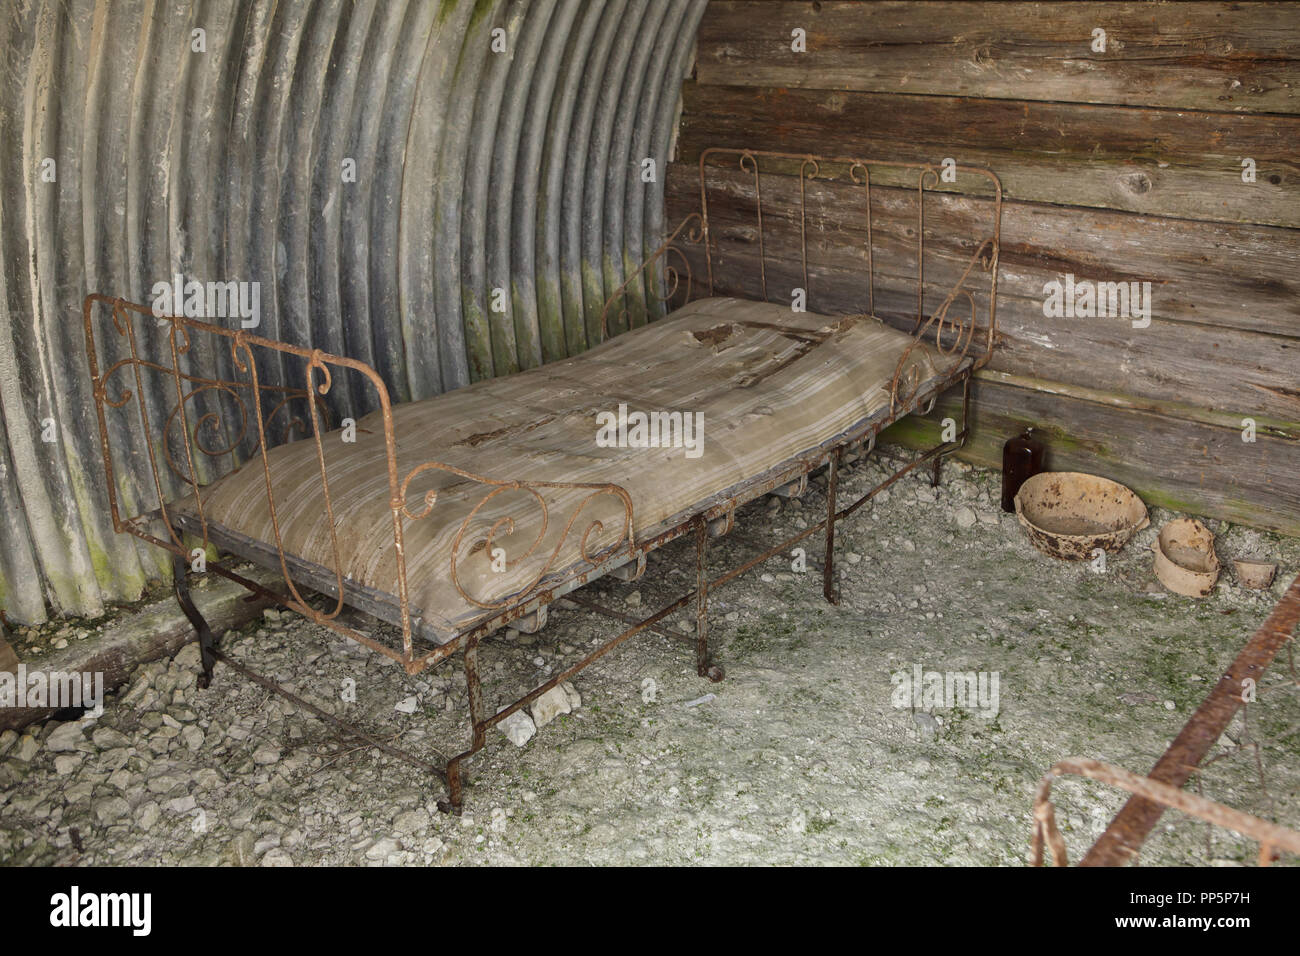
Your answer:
2;454;1297;866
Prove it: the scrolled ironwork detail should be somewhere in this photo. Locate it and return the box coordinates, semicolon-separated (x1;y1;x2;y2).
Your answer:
600;212;704;341
398;460;636;611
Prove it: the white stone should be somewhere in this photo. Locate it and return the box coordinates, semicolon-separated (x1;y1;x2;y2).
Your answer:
94;796;132;825
530;686;572;729
954;506;977;529
136;801;161;831
498;710;536;747
394;808;429;834
147;772;188;795
92;726;131;749
167;795;198;814
365;837;400;861
13;734;38;762
45;722;86;753
173;643;203;669
254;834;281;855
394;696;418;714
53;754;82;775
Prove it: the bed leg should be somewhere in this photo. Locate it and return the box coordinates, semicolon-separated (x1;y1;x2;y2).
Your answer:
694;516;724;683
171;546;216;689
931;375;972;488
441;761;465;814
824;448;841;605
439;638;486;814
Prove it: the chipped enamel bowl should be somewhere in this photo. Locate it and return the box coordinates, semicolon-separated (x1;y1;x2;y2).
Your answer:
1014;471;1149;560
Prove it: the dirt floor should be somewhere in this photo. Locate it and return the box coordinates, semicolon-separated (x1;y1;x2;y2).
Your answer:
2;453;1298;866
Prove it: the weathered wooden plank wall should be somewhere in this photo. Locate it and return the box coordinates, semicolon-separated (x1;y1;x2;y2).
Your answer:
668;0;1300;534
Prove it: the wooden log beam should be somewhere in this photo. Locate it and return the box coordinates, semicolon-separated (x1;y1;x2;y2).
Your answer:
679;83;1300;228
665;164;1300;422
880;372;1300;536
669;162;1299;336
696;1;1300;114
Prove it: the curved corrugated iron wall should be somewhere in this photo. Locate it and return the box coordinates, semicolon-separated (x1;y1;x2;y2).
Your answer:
0;0;706;625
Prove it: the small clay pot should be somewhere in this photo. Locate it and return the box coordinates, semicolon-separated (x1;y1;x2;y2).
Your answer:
1152;518;1220;597
1233;558;1277;590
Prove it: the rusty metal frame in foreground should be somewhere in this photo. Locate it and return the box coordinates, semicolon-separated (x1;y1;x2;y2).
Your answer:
1031;573;1300;866
82;150;1002;810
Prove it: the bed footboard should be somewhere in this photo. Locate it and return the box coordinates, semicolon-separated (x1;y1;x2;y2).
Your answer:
82;295;635;673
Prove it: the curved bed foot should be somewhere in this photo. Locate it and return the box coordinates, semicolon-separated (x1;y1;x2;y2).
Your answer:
823;450;842;606
438;759;466;815
171;546;217;689
692;516;728;683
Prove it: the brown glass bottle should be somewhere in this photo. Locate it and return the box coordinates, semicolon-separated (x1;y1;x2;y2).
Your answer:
1001;427;1046;512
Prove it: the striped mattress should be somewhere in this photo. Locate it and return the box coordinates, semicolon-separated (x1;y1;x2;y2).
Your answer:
173;297;945;642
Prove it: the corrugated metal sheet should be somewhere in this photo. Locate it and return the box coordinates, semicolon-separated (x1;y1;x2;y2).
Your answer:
0;0;707;625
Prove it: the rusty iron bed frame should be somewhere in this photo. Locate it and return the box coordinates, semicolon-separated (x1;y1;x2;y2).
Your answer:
82;149;1002;811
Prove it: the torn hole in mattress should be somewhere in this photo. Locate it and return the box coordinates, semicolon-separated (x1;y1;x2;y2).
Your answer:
687;322;740;351
454;415;557;448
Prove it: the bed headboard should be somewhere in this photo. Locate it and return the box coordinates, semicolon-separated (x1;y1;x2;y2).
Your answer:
602;148;1003;398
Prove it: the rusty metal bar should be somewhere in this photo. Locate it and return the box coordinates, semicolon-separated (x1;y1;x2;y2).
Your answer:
559;594;688;644
208;647;446;780
694;515;715;679
823;446;841;605
799;156;819;298
1033;757;1300;867
171;548;216;688
1081;572;1300;865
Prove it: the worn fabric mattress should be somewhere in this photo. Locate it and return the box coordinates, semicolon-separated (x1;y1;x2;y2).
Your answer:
174;297;948;641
